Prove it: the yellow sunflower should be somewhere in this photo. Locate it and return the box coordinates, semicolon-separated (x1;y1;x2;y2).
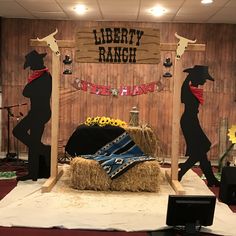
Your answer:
113;119;119;126
99;116;107;127
105;117;111;125
93;116;100;125
228;125;236;144
110;119;115;126
85;117;92;126
120;121;127;127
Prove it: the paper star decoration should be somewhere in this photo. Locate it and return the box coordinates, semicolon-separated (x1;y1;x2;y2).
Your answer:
110;88;119;97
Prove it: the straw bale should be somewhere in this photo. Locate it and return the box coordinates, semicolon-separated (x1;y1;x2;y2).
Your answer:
125;125;162;158
110;160;162;192
70;157;111;191
70;157;162;192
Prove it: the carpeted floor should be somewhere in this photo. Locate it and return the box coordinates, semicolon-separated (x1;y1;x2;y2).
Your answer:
0;160;235;236
0;227;146;236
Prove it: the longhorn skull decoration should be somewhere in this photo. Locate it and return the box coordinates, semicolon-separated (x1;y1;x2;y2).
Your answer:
37;29;60;56
175;32;196;60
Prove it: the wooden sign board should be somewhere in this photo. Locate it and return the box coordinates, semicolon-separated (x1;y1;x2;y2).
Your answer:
76;27;160;64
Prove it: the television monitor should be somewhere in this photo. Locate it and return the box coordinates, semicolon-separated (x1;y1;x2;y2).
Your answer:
166;195;216;235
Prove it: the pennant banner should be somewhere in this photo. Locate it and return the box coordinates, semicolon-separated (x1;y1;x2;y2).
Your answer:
72;78;165;97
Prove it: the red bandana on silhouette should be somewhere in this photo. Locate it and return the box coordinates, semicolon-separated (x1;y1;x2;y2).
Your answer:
189;85;204;104
28;68;48;83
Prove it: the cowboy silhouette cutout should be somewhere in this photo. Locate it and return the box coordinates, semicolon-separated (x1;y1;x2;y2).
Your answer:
178;65;220;187
13;50;52;181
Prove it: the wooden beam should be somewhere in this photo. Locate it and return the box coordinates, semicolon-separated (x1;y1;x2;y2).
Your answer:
165;169;185;195
160;43;205;52
41;167;63;193
171;180;185;195
30;39;205;52
30;39;75;48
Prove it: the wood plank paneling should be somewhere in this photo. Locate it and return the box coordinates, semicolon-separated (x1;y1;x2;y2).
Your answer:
1;18;236;161
0;17;1;86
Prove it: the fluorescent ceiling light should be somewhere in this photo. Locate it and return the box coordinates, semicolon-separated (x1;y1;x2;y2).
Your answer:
149;6;167;17
201;0;214;4
73;4;88;15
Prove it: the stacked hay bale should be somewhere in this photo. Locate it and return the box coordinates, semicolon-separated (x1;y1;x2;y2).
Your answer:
125;125;162;158
69;125;163;192
70;158;162;192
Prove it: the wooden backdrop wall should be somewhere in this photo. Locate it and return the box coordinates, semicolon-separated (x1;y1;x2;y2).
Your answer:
0;17;1;86
1;18;235;160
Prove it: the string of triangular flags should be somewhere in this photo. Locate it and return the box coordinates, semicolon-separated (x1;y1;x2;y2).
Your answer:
71;78;165;97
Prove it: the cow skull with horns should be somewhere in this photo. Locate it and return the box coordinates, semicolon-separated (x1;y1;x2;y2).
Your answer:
37;29;60;56
175;32;196;60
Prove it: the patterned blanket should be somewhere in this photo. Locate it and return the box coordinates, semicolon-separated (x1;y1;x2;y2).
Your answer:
82;132;155;179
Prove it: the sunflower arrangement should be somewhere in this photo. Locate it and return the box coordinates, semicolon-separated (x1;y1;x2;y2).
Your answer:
84;116;127;128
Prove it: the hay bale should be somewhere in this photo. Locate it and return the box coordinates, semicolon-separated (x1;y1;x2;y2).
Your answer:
70;157;111;191
125;125;162;158
110;160;162;192
70;157;162;192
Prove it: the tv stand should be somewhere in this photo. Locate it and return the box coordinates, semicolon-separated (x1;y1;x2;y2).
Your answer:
148;224;202;236
184;222;201;235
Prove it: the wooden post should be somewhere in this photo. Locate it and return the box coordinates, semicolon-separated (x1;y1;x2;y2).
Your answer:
171;59;182;181
41;53;63;193
165;58;185;195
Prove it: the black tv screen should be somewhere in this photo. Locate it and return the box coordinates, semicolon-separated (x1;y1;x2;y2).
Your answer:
166;195;216;227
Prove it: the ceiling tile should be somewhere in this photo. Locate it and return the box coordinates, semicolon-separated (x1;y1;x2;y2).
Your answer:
225;0;236;7
99;14;138;21
139;14;176;22
174;0;234;23
208;6;236;23
0;0;34;18
183;0;229;7
31;11;67;19
177;6;221;15
98;0;140;15
17;0;62;12
57;0;102;20
140;0;184;9
139;0;184;22
174;14;209;23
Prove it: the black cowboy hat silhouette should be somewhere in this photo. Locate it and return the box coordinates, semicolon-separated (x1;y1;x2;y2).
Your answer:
183;65;214;81
24;50;47;70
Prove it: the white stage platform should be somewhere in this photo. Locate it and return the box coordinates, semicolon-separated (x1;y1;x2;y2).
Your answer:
0;165;235;235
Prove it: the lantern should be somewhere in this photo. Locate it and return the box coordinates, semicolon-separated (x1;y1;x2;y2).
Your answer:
129;106;139;127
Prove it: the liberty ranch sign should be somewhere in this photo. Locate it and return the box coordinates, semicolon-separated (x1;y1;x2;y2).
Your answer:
76;27;160;64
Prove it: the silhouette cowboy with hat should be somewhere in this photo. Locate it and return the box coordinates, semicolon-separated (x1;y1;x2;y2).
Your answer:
179;65;220;187
13;50;52;181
